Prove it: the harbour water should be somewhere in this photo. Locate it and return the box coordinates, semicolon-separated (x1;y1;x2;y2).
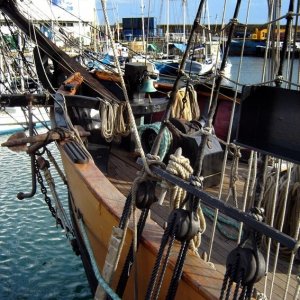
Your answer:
0;56;299;299
0;133;92;299
225;56;300;87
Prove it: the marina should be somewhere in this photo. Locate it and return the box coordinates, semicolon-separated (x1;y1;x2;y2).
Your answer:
0;0;299;300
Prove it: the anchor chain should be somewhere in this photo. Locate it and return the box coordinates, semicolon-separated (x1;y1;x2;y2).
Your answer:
36;158;63;228
35;155;74;238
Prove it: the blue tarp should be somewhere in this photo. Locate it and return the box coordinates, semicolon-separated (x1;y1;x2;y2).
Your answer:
169;43;187;53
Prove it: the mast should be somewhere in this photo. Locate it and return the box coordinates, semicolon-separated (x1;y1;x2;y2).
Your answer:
141;0;146;53
101;0;109;53
77;0;82;62
182;0;186;43
93;5;97;52
17;30;25;92
166;0;169;57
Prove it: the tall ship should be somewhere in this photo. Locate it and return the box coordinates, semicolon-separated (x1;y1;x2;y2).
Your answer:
0;0;299;299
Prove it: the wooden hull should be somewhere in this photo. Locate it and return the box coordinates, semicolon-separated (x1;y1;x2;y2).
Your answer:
59;143;225;299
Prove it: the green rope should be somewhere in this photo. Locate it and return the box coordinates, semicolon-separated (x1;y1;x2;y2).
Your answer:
138;122;172;160
203;206;241;241
79;219;121;300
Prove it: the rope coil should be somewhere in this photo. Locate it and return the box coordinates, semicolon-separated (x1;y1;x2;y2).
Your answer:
158;148;206;255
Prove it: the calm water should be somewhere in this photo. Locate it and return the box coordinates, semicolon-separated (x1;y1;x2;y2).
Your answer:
0;56;299;299
0;132;92;299
225;56;300;87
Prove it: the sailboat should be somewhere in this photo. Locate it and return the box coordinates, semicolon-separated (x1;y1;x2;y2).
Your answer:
0;0;299;299
153;0;231;82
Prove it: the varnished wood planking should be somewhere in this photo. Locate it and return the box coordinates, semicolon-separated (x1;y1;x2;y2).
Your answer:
106;147;298;300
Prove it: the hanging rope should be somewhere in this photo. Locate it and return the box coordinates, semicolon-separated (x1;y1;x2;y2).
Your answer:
170;83;200;121
261;165;300;258
114;102;129;136
99;100;116;142
167;151;193;208
98;100;130;142
225;144;242;208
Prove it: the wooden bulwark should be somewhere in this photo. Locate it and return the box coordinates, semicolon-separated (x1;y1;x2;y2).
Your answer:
59;142;227;299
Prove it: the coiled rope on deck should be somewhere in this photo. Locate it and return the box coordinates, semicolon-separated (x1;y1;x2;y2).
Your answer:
138;122;172;160
161;148;206;255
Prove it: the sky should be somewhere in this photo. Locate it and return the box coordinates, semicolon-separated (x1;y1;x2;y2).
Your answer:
95;0;290;26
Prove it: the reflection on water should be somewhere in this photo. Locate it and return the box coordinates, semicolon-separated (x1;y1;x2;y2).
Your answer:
223;56;300;88
0;133;92;300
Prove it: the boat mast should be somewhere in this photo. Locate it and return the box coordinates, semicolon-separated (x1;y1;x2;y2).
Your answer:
141;0;146;53
77;0;82;62
182;0;186;43
93;2;97;52
101;0;109;53
166;0;169;57
206;0;212;43
17;30;25;92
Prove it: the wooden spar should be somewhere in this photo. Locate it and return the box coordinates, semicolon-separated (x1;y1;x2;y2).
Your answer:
0;0;118;100
1;129;90;148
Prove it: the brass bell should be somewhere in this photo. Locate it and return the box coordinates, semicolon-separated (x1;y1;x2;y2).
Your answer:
139;76;157;93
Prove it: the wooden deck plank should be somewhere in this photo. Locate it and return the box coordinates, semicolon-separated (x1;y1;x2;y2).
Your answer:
106;146;299;300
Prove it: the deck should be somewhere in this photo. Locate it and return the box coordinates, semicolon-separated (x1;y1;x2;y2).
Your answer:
105;145;299;300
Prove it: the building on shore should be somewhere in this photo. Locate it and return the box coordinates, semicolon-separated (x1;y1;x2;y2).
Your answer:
0;0;96;49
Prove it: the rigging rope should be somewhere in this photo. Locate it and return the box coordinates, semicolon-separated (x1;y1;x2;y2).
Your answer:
159;148;206;255
78;218;121;300
261;164;300;258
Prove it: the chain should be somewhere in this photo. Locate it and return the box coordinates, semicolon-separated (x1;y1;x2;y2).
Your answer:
35;158;73;236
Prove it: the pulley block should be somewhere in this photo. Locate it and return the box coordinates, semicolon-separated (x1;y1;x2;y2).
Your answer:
167;208;199;242
135;180;157;209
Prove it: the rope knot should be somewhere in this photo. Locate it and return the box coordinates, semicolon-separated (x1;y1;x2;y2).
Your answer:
230;18;238;25
146;153;161;162
52;127;75;142
218;69;226;77
178;69;186;77
275;75;283;85
250;207;265;222
190;175;203;188
286;11;294;20
201;126;212;136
